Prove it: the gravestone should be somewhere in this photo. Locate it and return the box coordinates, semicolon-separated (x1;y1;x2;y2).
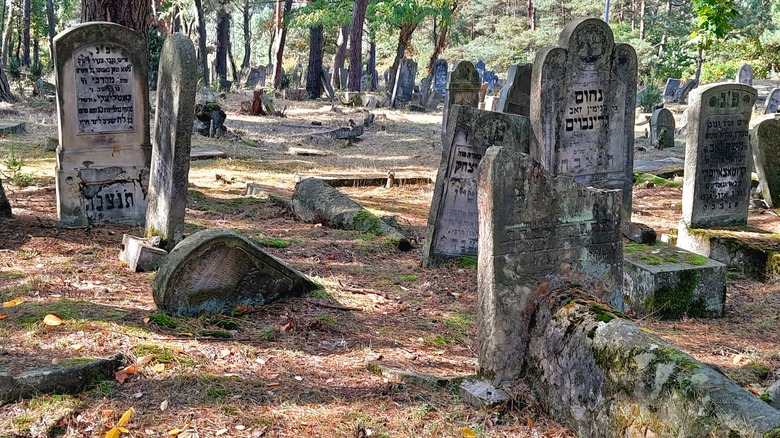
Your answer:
421;105;531;267
483;70;497;91
340;67;348;89
751;116;780;208
144;33;198;251
650;107;675;149
244;67;263;88
475;60;486;83
680;83;756;228
765;87;780;114
441;61;481;146
663;78;681;102
674;79;698;103
392;59;417;106
477;146;622;385
265;63;273;86
433;59;448;94
736;63;753;86
54;22;151;226
154;228;319;316
530;17;638;220
497;63;532;116
0;179;10;217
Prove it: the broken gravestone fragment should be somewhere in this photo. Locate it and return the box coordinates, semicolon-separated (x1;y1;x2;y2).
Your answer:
119;234;167;272
0;178;11;217
291;178;412;251
153;228;318;316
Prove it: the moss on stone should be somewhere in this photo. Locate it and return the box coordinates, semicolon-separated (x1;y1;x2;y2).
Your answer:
684;253;709;266
644;270;700;319
352;210;386;236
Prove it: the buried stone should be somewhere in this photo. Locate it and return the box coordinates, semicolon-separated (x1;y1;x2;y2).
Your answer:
153;228;318;316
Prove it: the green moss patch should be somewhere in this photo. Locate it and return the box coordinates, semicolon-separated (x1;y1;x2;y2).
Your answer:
644;270;701;319
633;173;682;188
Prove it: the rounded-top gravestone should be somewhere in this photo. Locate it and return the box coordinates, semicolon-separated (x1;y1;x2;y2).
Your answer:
650;107;675;149
765;88;780;114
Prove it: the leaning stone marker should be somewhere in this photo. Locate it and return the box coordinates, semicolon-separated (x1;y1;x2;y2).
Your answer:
497;63;531;116
54;22;151;226
662;78;680;102
765;87;780;114
680;83;756;229
751;116;780;208
736;63;753;86
154;228;318;316
421;105;530;267
477;146;622;386
675;78;698;103
144;33;198;251
650;107;675;149
530;17;637;220
441;61;481;145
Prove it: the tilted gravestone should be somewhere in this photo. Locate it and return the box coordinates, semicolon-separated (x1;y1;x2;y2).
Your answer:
751;116;780;208
765;87;780;114
681;83;756;228
441;61;481;147
433;59;448;94
422;105;530;267
497;63;532;116
392;59;417;106
674;78;698;103
530;17;637;220
663;78;681;102
736;63;754;86
154;228;319;316
650;107;675;149
0;178;10;217
144;33;198;252
54;22;151;226
477;146;623;386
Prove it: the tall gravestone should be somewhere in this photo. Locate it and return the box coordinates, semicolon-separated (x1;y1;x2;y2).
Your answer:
441;61;481;147
681;83;756;228
144;33;198;251
736;64;753;86
650;107;675;149
497;63;532;116
751;117;780;208
663;78;681;102
433;59;448;94
674;79;698;103
421;105;530;267
477;146;623;386
475;60;486;83
765;88;780;114
54;22;151;226
392;59;417;107
530;18;637;220
483;70;497;91
0;179;10;217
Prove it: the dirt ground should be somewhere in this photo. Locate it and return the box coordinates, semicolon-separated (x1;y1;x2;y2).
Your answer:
0;89;779;437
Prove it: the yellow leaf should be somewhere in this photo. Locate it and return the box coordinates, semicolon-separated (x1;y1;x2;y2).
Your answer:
3;298;24;308
461;427;477;438
167;428;182;436
733;354;744;364
105;427;121;438
117;427;129;433
0;313;7;320
153;363;165;372
43;314;63;326
116;408;134;426
70;344;83;351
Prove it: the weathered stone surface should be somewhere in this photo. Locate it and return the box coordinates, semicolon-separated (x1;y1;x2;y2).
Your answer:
497;63;531;116
54;22;151;226
475;60;486;83
245;66;264;88
765;88;780;114
0;178;10;217
674;78;698;103
154;228;318;316
459;379;511;409
422;106;530;267
623;241;726;318
119;234;168;272
650;107;675;149
681;83;756;228
145;33;198;251
750;116;780;208
392;59;417;107
523;288;780;437
433;59;448;94
367;362;449;387
477;146;622;386
662;78;680;102
530;17;637;220
0;121;26;134
441;61;481;146
736;63;754;86
622;221;657;244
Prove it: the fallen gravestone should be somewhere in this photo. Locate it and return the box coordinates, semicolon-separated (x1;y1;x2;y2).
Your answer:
765;87;780;114
0;178;10;217
497;63;531;116
736;63;753;86
119;234;167;272
663;78;681;102
650;107;675;149
751;116;780;208
153;228;318;316
421;105;530;267
54;22;151;226
145;33;198;251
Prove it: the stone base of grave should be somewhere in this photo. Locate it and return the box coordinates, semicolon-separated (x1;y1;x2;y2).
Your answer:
459;378;511;409
119;234;168;272
190;147;227;160
623;240;726;318
0;121;26;135
677;222;780;282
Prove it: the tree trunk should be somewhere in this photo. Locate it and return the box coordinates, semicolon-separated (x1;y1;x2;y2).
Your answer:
22;0;29;66
241;0;252;69
421;11;453;105
306;24;323;99
347;0;368;92
271;0;293;89
1;0;12;66
81;0;151;33
387;23;416;96
194;0;208;85
46;0;55;63
695;47;703;84
367;37;377;91
332;24;348;91
215;5;229;83
639;0;646;40
171;5;181;33
0;61;15;102
527;0;535;30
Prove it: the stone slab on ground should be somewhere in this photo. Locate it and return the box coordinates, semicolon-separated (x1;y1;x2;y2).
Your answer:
294;173;433;188
119;234;168;272
677;223;780;282
633;158;684;178
623;240;726;318
0;121;26;134
366;362;449;388
190;147;227;160
459;378;511;410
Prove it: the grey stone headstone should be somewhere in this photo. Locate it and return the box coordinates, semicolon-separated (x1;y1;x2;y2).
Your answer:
751;116;780;208
663;78;681;101
145;33;198;251
433;59;448;94
650;107;675;149
530;17;638;220
483;70;498;92
0;178;10;217
477;146;623;386
265;63;273;86
392;59;417;105
244;67;263;88
442;61;481;133
675;79;698;103
422;105;531;267
54;22;151;226
340;67;348;89
765;88;780;114
475;60;486;83
153;228;319;316
497;63;532;116
682;83;756;228
736;63;753;86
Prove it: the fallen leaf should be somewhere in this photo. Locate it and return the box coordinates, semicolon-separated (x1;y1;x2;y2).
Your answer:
216;429;228;436
281;321;294;331
70;344;83;351
234;305;249;314
153;363;165;373
461;427;477;438
733;354;744;364
749;386;760;395
220;349;231;358
116;408;133;426
114;365;136;383
43;314;63;326
133;392;144;398
179;429;199;438
143;317;150;324
105;427;121;438
136;355;155;366
167;428;182;436
117;427;129;433
235;425;245;430
0;313;7;320
160;399;169;411
3;298;24;308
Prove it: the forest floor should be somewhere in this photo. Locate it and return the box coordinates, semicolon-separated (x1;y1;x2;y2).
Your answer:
0;88;779;437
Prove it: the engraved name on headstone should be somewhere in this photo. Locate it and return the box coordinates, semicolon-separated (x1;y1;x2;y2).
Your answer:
75;44;134;133
433;59;448;94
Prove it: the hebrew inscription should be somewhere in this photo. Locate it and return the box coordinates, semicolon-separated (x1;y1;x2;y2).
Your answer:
75;44;135;133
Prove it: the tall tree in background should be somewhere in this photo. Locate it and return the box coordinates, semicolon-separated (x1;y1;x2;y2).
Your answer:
347;0;368;92
305;20;323;98
81;0;151;33
194;0;208;84
22;0;29;66
45;0;55;60
215;0;230;85
375;0;433;95
332;24;348;90
690;0;738;82
270;0;293;89
239;0;255;69
420;0;458;104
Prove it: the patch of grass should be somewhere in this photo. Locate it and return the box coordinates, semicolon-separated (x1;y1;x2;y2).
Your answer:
254;237;290;248
424;334;457;346
726;271;745;281
132;343;177;363
318;315;336;326
148;312;177;328
633;173;681;188
443;313;474;330
459;257;477;269
11;416;34;429
212;318;240;330
685;254;709;266
398;273;418;282
221;405;239;416
200;330;233;338
90;381;115;398
310;289;334;300
206;387;229;401
257;326;277;341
